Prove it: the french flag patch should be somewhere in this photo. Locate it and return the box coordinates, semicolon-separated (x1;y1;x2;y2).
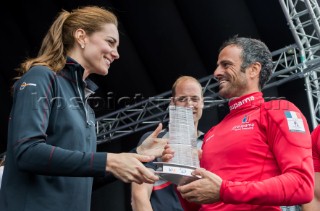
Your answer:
284;111;305;132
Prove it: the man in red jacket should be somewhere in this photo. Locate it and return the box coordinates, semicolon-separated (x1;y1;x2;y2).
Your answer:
164;36;314;210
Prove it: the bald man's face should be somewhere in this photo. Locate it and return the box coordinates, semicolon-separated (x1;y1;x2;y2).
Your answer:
172;80;204;124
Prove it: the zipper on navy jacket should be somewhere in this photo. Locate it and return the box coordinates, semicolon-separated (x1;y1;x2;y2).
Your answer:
74;71;92;127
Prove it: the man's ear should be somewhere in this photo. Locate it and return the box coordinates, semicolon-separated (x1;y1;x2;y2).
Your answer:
170;97;175;105
249;62;261;79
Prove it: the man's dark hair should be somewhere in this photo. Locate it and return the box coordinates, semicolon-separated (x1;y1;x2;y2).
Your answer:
219;35;273;89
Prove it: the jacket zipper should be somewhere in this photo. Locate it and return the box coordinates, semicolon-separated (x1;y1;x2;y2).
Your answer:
74;71;92;127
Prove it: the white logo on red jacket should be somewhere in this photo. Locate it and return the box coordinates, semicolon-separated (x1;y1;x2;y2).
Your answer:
232;115;255;131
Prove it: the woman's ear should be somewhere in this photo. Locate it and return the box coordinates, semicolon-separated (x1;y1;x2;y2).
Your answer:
74;28;86;48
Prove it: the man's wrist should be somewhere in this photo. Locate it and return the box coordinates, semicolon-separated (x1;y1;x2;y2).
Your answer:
136;146;142;155
131;146;143;155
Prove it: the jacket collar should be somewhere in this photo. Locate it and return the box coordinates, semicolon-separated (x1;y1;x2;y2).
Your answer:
60;57;99;92
228;92;264;112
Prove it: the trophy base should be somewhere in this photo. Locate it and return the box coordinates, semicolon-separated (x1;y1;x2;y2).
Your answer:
153;162;201;185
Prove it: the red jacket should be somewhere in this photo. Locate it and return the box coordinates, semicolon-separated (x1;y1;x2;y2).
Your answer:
181;92;314;211
311;125;320;172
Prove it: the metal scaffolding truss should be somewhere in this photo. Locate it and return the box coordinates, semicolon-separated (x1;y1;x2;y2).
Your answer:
279;0;320;128
96;0;320;144
95;76;225;144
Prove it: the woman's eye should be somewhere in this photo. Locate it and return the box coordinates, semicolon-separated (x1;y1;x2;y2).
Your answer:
106;40;114;45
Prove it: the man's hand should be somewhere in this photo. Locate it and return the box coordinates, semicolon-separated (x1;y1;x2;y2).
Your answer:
106;153;159;184
161;141;201;163
198;149;202;160
137;123;168;157
177;168;222;204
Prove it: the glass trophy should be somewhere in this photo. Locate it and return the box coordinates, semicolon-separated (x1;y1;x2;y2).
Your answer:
154;105;200;185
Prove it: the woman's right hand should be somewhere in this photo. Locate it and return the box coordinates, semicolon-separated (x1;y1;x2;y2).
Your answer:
106;153;159;184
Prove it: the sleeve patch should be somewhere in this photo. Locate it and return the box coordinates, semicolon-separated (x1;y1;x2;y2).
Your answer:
284;111;305;133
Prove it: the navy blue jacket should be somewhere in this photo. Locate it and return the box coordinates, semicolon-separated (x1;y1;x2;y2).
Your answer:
0;58;107;211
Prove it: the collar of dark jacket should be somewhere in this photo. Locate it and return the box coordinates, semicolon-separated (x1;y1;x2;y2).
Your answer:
61;57;99;93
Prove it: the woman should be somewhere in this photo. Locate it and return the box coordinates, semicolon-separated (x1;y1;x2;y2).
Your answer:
0;6;160;211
